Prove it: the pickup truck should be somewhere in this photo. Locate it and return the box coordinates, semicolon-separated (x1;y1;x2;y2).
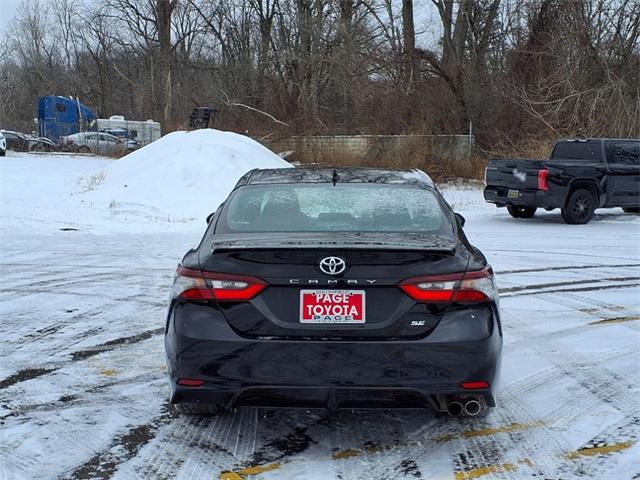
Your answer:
483;138;640;224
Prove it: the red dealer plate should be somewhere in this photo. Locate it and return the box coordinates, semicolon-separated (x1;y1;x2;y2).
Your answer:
299;290;366;324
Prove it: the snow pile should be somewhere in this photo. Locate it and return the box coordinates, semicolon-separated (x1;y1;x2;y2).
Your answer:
82;129;291;221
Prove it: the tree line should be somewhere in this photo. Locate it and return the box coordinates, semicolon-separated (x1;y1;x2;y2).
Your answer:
0;0;638;154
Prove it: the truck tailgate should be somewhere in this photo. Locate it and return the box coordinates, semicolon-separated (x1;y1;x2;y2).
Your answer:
485;158;546;190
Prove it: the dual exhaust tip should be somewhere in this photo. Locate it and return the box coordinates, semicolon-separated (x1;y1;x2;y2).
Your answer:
447;398;482;417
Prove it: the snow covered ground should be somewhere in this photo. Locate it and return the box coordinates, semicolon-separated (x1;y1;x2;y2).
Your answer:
1;151;639;480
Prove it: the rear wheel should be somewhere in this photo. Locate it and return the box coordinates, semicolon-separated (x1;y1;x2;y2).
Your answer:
562;189;596;224
171;402;224;416
507;205;537;219
622;207;640;214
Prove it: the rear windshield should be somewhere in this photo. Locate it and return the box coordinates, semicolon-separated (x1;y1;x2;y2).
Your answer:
551;141;602;161
217;184;451;234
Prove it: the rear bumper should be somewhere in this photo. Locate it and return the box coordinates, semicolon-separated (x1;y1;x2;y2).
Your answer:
484;186;562;209
165;304;503;410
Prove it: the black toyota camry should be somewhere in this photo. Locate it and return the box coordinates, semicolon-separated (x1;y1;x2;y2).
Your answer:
165;168;502;417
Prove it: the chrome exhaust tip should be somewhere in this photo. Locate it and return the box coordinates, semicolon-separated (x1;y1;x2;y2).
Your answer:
464;399;482;416
447;401;464;417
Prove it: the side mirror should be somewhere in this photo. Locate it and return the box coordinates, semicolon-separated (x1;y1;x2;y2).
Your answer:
206;212;216;224
454;212;466;227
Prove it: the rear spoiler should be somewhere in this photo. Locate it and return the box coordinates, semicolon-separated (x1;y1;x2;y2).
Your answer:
211;233;457;253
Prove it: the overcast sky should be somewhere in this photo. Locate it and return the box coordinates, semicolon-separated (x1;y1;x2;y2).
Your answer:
0;0;20;35
0;0;440;47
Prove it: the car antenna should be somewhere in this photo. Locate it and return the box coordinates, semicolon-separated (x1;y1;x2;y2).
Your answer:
332;169;339;186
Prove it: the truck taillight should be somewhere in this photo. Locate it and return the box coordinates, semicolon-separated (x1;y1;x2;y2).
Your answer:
537;169;549;191
172;266;266;301
398;267;497;303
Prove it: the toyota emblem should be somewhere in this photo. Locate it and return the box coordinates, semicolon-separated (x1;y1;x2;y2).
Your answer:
319;256;347;275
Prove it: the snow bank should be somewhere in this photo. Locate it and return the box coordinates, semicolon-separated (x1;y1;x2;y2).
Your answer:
82;129;291;221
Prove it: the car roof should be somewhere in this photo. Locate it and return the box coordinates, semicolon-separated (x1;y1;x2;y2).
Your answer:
1;130;27;138
239;167;435;188
557;138;640;143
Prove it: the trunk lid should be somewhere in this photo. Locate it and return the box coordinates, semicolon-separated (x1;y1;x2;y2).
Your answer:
200;233;468;339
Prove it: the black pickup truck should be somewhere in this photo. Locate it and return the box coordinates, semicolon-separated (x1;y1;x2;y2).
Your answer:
484;138;640;224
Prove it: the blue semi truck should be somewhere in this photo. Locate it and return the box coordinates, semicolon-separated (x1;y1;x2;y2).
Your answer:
37;96;96;142
37;96;160;147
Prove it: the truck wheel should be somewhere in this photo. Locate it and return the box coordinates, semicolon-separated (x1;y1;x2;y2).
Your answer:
562;189;596;224
507;205;537;219
622;207;640;214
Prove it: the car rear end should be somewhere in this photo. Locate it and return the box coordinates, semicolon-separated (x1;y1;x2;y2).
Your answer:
165;172;502;415
483;158;559;209
60;134;77;149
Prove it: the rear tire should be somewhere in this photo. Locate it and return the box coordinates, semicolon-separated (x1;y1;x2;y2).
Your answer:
507;205;537;219
622;207;640;214
171;402;224;416
561;189;596;224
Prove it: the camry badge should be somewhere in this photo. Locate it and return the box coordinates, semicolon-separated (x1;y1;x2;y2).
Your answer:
319;256;347;275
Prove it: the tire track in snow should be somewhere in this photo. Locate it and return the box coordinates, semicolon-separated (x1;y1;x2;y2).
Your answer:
129;409;316;479
500;278;640;298
502;343;637;400
0;262;171;272
504;317;640;354
552;415;640;478
0;285;165;306
60;406;175;480
319;269;638;479
490;343;639;478
475;289;639;476
1;374;163;422
490;248;638;262
0;367;59;390
499;275;640;293
70;327;163;361
328;411;425;480
0;328;163;396
495;263;640;275
534;345;638;432
501;286;640;351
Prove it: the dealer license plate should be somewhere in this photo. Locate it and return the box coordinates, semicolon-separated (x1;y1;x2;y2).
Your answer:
299;290;365;324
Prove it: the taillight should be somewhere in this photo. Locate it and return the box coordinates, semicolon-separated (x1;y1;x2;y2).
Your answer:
172;265;266;302
398;267;497;303
537;169;549;191
177;378;204;387
462;381;490;389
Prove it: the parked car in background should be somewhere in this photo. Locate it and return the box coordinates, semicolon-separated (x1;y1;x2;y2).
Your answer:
1;130;30;152
0;131;6;156
484;138;640;224
29;136;57;152
60;131;138;154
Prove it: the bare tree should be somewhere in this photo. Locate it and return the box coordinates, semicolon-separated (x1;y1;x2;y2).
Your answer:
0;0;637;143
